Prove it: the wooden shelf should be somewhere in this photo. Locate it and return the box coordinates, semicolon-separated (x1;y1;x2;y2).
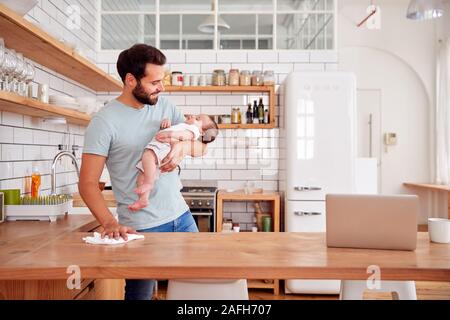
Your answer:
247;279;278;290
165;85;276;129
0;4;122;92
0;91;90;126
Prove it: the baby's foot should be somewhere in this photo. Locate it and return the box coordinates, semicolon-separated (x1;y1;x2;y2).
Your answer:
128;198;149;212
134;183;153;196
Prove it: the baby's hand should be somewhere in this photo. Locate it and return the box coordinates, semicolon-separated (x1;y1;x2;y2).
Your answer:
160;119;171;129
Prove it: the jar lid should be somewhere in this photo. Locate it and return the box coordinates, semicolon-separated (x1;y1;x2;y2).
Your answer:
172;71;182;74
213;69;225;73
229;69;239;72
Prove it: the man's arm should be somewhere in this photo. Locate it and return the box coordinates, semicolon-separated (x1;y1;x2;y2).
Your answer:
78;153;137;240
159;140;207;173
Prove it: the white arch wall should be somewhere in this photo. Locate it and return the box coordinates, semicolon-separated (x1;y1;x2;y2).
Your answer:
338;0;447;222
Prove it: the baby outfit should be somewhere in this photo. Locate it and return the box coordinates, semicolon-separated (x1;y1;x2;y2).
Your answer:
136;123;201;171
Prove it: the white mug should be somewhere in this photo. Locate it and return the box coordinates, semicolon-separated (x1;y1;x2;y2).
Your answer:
199;75;207;86
37;84;49;103
190;75;198;86
428;218;450;243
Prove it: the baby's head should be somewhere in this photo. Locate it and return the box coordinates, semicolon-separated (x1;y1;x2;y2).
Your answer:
185;114;219;144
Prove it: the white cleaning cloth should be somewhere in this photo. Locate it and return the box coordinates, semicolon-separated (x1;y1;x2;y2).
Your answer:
82;232;145;245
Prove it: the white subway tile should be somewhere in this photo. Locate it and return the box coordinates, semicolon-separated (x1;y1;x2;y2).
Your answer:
33;130;50;144
232;170;262;180
200;63;232;74
262;169;279;180
179;106;201;115
97;63;109;73
200;170;230;180
278;51;310;63
170;64;201;74
310;50;338;63
97;51;120;63
231;63;262;71
2;145;23;161
164;50;186;63
183;158;215;170
13;128;33;144
215;158;247;169
41;146;58;159
2;112;24;127
0;178;22;191
224;202;247;212
0;126;13;143
165;95;185;105
185;95;216;105
0;162;13;179
23;145;41;160
247;51;278;63
217;51;247;63
294;63;325;71
216;95;248;105
254;180;278;191
218;180;246;190
13;162;31;178
201;106;232;115
180;169;200;180
186;51;216;63
231;212;254;223
263;148;279;159
263;63;293;74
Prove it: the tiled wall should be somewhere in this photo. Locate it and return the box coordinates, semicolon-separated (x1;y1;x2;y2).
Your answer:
97;50;338;230
0;0;98;195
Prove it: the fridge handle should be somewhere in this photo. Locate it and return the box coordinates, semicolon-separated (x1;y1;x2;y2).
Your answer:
294;186;322;191
294;211;322;216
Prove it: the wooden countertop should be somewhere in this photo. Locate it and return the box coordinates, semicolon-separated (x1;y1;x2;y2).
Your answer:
1;231;449;282
217;190;280;200
0;214;99;265
72;190;117;207
404;183;450;192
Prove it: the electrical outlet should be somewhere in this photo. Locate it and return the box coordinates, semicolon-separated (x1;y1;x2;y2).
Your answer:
384;133;397;146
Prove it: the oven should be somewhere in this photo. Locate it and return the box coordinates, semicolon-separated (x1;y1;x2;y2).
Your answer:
180;181;217;232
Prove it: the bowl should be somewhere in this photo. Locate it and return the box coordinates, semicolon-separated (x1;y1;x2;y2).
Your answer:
428;218;450;243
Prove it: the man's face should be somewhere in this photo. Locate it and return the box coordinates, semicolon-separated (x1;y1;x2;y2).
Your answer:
130;64;165;105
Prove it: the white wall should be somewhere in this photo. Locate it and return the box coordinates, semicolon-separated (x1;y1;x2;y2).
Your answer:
338;0;446;222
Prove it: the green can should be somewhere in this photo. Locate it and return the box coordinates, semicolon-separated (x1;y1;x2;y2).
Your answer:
0;189;20;205
262;216;272;232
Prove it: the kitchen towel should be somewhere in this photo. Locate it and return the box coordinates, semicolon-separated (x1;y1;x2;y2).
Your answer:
82;232;144;245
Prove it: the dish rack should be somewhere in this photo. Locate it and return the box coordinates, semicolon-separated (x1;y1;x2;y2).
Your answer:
5;195;73;222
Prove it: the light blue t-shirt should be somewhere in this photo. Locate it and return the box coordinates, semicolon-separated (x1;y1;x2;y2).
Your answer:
83;97;189;230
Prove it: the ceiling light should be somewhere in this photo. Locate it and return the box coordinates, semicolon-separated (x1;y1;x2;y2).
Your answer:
406;0;444;20
198;1;230;34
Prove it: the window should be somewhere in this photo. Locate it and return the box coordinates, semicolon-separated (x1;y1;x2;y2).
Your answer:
99;0;336;50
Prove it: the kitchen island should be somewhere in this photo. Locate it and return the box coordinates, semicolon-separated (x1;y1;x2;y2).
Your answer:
0;214;450;300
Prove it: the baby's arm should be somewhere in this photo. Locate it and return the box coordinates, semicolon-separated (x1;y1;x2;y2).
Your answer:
156;129;195;143
160;118;171;129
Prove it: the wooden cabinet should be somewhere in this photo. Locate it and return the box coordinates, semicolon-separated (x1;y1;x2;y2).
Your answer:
165;85;276;129
215;190;281;295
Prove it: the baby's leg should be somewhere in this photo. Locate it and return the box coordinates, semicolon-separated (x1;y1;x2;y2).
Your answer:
128;150;158;212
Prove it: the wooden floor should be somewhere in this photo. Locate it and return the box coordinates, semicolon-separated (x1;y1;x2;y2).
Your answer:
155;281;450;300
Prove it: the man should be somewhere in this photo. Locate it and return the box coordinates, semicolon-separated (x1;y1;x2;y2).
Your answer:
78;44;207;300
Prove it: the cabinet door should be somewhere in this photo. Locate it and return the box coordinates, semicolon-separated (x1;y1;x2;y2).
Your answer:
285;72;356;201
285;201;326;232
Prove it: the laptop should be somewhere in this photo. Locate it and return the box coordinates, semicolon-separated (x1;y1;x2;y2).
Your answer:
326;194;418;251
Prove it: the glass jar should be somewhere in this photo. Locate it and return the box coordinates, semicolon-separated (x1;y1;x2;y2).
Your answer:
228;69;240;86
212;69;226;86
231;107;239;124
221;114;231;124
171;71;183;86
251;70;263;86
263;70;275;86
239;70;251;86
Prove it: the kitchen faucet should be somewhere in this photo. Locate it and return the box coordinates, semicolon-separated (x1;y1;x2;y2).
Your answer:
51;150;80;195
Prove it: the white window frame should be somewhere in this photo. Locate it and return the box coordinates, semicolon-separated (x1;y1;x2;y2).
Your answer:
97;0;337;52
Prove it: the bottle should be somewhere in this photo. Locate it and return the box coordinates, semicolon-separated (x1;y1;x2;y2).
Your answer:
237;108;242;124
264;109;269;124
252;100;258;120
31;167;41;198
258;98;264;124
246;103;253;124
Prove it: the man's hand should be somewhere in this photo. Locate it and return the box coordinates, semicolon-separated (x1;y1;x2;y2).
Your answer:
160;118;171;129
101;220;138;241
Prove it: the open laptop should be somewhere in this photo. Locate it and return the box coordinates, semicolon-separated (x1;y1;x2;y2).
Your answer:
326;194;418;251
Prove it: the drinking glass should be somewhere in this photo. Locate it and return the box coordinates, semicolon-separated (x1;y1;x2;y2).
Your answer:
12;52;25;95
0;38;5;91
4;49;17;93
25;62;35;98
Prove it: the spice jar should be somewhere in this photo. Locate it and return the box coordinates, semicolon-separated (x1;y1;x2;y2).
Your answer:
251;70;263;86
263;70;275;86
231;107;239;124
239;70;251;86
212;69;226;86
171;71;183;86
228;69;240;86
221;114;231;124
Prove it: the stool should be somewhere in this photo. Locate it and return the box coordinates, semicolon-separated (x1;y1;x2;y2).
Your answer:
339;280;417;300
166;279;249;300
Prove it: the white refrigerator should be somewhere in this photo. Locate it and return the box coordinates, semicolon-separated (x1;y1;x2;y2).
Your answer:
284;72;376;294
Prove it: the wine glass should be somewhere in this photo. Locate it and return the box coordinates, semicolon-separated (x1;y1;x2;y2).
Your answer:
12;52;25;95
0;38;5;91
4;49;17;93
25;61;35;98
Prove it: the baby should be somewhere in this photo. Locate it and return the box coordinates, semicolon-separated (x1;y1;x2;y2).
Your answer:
128;114;219;211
